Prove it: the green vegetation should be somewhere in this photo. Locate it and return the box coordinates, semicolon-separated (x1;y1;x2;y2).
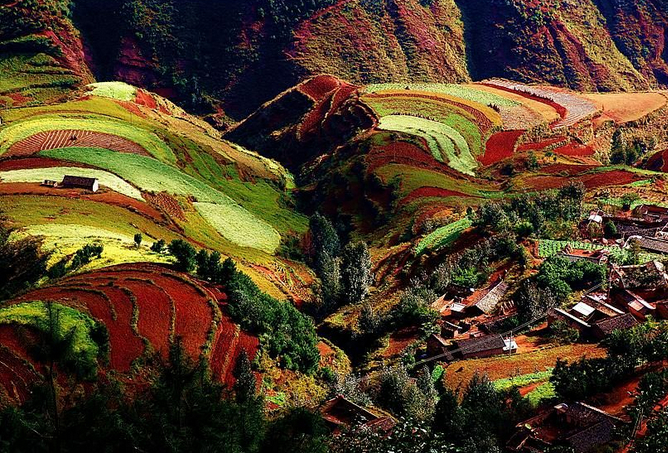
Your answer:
378;115;477;175
41;147;281;253
538;239;627;262
524;382;556;407
0;301;104;376
194;202;280;254
0;220;50;300
415;218;473;255
87;82;136;101
493;370;553;392
365;84;520;108
0;167;143;200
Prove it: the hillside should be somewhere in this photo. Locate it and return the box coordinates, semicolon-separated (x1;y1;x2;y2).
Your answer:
57;0;668;117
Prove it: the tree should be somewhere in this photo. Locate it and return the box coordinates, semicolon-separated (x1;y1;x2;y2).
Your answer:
233;350;257;404
316;251;341;311
168;240;197;272
308;212;340;268
151;239;166;253
340;242;373;305
133;233;142;248
604;220;618;237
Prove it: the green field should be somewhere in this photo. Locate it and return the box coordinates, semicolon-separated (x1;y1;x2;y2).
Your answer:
364;83;520;108
538;239;628;262
375;164;491;197
415;218;472;255
378;115;477;175
194;202;281;254
0;167;143;200
87;82;137;102
40;148;285;253
0;116;176;163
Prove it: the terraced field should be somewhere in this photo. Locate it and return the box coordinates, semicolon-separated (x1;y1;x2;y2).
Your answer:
0;264;259;403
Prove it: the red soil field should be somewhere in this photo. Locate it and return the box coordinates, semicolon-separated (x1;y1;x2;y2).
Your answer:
6;129;150;157
524;169;641;190
645;149;668;172
481;130;524;165
0;264;259;397
552;141;595;157
365;140;456;175
0;157;91;171
160;273;213;358
0;347;35;403
517;136;567;152
122;280;174;357
115;100;148;118
298;75;341;101
400;186;471;206
135;89;158;110
144;191;185;221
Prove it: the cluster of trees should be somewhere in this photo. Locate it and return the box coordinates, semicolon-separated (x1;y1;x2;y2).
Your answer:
475;182;585;239
307;213;373;318
166;238;320;374
610;129;655;166
0;339;331;453
551;321;668;401
514;255;607;321
49;243;105;279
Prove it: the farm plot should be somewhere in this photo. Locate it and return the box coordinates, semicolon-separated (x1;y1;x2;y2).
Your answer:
364;83;519;108
582;92;667;124
415;218;473;255
39;147;280;253
538;240;627;261
0;166;143;200
484;80;599;128
443;343;606;393
378;115;477;175
7;129;150;157
0;116;175;163
86;82;137;102
481;130;524;165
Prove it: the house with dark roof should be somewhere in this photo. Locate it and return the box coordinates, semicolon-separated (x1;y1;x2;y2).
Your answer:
61;175;99;192
507;402;625;453
632;235;668;255
634;204;668;224
592;313;638;340
610;261;668;290
455;334;517;360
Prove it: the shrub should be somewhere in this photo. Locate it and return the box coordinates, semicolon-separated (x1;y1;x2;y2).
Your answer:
168;239;197;272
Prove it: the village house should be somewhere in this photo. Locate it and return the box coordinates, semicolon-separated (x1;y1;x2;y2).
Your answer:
426;334;455;361
548;307;591;334
320;395;395;433
560;245;609;265
454;334;517;360
60;175;99;192
506;402;625;453
610;261;668;290
41;179;58;187
634;204;668;224
610;288;656;320
591;313;638;340
629;235;668;255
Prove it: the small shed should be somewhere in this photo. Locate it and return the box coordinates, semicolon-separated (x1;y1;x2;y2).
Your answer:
470;280;509;315
61;175;99;192
42;180;58;187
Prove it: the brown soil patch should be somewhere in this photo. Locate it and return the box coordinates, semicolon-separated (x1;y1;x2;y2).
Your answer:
7;130;150;157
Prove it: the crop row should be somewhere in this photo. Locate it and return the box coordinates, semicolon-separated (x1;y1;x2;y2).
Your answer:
484;80;599;128
414;218;473;255
7;129;149;157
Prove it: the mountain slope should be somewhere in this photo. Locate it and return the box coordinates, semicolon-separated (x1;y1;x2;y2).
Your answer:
65;0;668;118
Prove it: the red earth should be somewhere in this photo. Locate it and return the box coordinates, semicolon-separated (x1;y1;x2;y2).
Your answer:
0;264;258;404
400;186;471;206
481;130;524;165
